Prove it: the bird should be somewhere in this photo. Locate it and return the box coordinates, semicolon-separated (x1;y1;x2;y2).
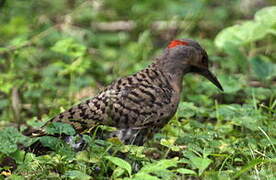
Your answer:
26;39;223;152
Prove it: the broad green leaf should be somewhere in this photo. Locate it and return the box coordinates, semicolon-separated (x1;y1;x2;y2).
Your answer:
215;24;244;48
255;6;276;26
64;170;91;180
250;56;275;80
190;157;212;175
39;136;64;150
216;104;241;119
218;75;243;93
0;127;32;155
10;150;26;164
105;156;132;176
215;6;276;49
215;21;270;49
140;158;178;174
45;122;76;136
216;104;264;131
177;102;197;118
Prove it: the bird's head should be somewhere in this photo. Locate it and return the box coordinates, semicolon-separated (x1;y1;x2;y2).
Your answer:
162;39;223;91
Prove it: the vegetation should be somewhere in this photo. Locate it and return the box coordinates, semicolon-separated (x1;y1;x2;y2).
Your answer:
0;0;275;179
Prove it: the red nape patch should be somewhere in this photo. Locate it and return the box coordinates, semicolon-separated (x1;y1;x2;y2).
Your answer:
167;40;189;48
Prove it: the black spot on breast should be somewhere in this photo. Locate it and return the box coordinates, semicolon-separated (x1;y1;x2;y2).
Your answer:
94;102;101;109
79;111;85;117
102;98;108;107
140;73;146;78
127;77;133;84
117;79;122;85
114;107;119;113
151;69;159;77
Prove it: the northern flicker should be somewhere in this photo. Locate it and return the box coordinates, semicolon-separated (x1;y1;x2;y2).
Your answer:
28;39;223;151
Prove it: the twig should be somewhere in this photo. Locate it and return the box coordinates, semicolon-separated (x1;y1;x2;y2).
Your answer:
11;86;22;126
91;20;191;32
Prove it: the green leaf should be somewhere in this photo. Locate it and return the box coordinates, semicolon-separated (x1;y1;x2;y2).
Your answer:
45;122;76;136
218;75;243;93
64;170;91;180
250;56;275;80
215;6;276;49
190;157;212;175
139;158;178;174
216;104;264;131
176;168;197;175
160;138;180;151
0;127;32;155
51;38;86;58
255;6;276;26
39;136;64;150
135;159;178;179
120;145;146;158
112;167;126;178
215;21;270;49
105;156;132;176
76;151;98;163
177;102;197;118
10;150;26;164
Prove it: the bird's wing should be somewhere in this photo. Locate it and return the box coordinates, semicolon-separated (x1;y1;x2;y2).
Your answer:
36;80;172;137
108;83;173;128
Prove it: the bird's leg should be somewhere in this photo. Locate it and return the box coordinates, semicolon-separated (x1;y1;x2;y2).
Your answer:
64;134;87;151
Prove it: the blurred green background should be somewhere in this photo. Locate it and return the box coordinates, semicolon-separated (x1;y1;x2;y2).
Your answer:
0;0;275;179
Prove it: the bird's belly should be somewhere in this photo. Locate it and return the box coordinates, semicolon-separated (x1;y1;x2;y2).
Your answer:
110;102;179;145
103;88;181;145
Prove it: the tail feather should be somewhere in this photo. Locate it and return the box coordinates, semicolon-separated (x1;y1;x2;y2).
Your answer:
22;126;46;137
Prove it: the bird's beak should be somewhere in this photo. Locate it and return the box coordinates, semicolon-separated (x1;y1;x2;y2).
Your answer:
198;68;223;91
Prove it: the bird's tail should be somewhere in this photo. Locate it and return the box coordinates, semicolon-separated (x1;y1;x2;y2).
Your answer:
22;125;47;137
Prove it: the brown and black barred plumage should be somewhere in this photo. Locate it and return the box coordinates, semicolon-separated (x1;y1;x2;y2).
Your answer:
29;39;223;148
